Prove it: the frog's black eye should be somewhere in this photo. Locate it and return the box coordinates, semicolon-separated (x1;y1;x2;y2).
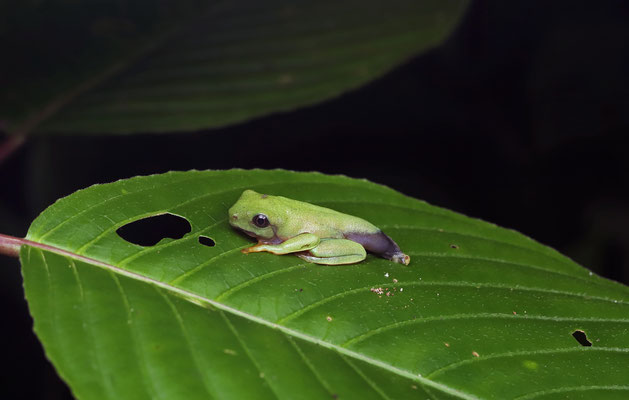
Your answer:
252;214;269;228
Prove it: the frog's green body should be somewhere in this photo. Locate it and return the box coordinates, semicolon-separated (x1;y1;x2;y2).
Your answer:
228;190;410;265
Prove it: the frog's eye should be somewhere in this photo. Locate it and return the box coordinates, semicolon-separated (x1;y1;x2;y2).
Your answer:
252;213;270;228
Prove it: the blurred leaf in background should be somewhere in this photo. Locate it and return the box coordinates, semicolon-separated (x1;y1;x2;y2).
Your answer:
1;0;468;137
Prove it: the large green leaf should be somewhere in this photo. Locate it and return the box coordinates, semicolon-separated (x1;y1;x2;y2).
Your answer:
19;170;629;399
2;0;468;136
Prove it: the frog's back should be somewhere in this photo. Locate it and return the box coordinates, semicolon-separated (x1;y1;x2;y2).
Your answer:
277;195;379;238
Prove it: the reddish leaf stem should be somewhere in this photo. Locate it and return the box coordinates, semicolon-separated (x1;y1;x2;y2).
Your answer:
0;233;114;267
0;233;25;258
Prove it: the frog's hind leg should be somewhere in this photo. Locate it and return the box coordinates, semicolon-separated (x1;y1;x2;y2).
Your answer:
297;238;366;265
298;253;365;265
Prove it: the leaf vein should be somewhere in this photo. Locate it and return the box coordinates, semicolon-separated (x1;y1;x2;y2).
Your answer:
116;217;229;267
168;244;250;286
219;311;281;400
409;252;588;282
214;262;309;301
74;182;266;255
427;347;629;379
32;173;203;241
341;313;629;348
514;385;629;400
285;336;335;396
339;354;392;400
110;273;160;400
380;225;574;269
276;281;628;325
157;289;216;399
68;260;116;398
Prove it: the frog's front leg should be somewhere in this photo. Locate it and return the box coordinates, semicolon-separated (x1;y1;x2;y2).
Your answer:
242;233;321;255
298;238;366;265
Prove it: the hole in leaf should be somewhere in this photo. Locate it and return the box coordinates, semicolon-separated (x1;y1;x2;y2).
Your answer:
572;330;592;346
116;213;191;246
198;235;215;247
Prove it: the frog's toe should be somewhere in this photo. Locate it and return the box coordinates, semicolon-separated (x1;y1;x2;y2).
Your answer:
242;243;266;254
391;253;410;265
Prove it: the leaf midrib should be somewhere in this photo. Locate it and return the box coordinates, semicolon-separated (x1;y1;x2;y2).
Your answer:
21;238;479;400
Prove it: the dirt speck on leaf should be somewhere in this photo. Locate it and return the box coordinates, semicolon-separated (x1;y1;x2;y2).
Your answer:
224;349;237;356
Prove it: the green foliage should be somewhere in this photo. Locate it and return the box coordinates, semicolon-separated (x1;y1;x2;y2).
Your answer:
1;0;468;135
20;170;629;399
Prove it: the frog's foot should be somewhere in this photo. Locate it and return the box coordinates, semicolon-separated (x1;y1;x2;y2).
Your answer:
297;238;366;265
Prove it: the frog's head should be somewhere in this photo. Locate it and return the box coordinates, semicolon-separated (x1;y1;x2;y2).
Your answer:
228;189;282;240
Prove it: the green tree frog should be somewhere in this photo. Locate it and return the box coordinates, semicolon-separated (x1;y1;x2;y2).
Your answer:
228;190;410;265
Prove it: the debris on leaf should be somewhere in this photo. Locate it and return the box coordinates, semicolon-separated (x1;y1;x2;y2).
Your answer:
370;287;384;295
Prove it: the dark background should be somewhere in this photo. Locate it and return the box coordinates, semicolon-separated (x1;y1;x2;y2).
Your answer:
1;1;628;398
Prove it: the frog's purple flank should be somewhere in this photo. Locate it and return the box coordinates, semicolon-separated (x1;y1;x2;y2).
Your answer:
345;231;410;265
